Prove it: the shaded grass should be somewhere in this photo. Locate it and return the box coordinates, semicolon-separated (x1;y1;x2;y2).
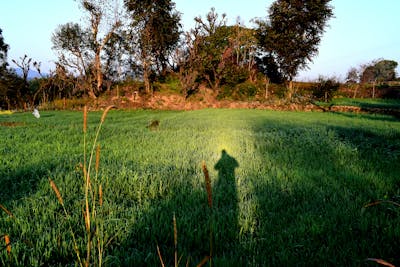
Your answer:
1;109;400;266
330;98;400;110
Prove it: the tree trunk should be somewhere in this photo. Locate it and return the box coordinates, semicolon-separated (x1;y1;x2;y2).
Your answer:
352;84;359;98
287;80;293;100
265;77;270;99
95;51;103;94
143;60;151;94
372;80;376;98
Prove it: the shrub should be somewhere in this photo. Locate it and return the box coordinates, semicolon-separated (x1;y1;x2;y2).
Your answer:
218;82;258;100
312;76;340;102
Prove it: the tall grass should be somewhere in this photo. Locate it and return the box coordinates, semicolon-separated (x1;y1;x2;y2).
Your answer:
48;105;114;267
1;109;400;266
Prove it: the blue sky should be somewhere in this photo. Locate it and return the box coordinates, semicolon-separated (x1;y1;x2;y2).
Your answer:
1;0;399;81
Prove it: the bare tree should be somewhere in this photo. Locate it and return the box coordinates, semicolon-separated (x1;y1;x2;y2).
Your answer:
52;0;122;98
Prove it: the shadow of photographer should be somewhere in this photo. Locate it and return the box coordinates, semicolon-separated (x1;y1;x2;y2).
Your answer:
213;149;239;255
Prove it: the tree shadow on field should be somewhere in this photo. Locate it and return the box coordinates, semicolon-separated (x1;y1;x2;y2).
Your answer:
110;151;241;266
247;120;400;266
0;160;57;205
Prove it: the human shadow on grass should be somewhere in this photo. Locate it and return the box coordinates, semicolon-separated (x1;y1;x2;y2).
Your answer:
108;151;241;266
213;149;240;255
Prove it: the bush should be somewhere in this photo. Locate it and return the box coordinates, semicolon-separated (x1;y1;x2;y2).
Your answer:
312;76;340;102
218;82;258;100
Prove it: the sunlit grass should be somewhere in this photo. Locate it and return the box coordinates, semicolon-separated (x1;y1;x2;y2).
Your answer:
1;109;400;266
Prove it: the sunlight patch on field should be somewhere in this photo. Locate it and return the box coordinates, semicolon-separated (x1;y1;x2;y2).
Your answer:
0;110;13;115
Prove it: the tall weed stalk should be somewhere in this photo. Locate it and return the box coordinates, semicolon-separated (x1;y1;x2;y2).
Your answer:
50;105;114;267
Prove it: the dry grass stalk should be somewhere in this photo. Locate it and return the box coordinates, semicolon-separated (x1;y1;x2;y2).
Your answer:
173;213;178;267
95;145;100;173
202;161;212;208
196;256;210;267
100;105;115;123
0;203;14;218
157;244;166;267
85;205;91;233
364;200;400;208
83;105;87;133
4;234;11;255
365;258;395;267
99;184;103;206
49;178;64;206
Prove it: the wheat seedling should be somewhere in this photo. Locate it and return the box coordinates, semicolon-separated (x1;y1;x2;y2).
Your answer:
49;178;83;267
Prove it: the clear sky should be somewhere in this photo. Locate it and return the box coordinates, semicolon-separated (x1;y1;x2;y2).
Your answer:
1;0;399;81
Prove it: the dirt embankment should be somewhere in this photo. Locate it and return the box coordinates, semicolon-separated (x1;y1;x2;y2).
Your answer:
93;87;399;117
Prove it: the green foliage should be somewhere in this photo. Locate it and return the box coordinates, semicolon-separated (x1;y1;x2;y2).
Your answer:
219;82;258;100
125;0;181;76
330;98;400;110
361;59;398;83
312;76;340;102
0;28;8;68
2;109;400;266
256;0;334;80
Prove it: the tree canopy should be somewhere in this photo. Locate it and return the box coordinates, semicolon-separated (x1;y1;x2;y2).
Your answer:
257;0;334;82
124;0;181;92
361;59;398;83
0;29;9;69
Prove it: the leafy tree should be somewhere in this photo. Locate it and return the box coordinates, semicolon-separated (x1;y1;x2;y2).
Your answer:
361;59;398;83
177;8;258;96
256;0;334;98
0;29;8;69
359;59;398;98
124;0;181;93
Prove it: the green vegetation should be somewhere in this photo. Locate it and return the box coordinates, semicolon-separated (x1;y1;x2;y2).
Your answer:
1;109;400;266
330;98;400;110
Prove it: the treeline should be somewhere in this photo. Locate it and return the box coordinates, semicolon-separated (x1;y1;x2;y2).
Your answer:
1;0;394;110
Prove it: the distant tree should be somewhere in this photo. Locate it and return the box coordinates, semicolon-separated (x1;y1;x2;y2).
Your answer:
345;67;359;84
0;29;8;69
345;66;361;98
52;0;122;98
0;29;13;109
256;0;334;98
361;59;398;83
312;76;340;102
124;0;181;93
11;55;36;108
360;59;398;98
177;8;258;96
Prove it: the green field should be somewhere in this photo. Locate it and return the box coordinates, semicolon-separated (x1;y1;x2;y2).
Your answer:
1;109;400;266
